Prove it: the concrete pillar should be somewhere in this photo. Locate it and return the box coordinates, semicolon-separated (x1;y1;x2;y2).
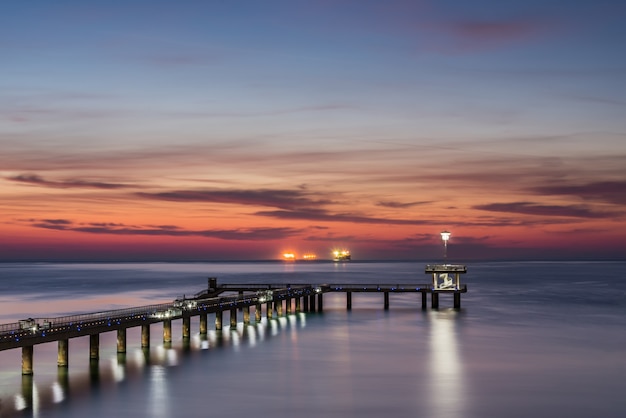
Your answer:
255;303;262;322
454;292;461;309
141;324;150;348
182;316;191;339
347;292;352;310
455;273;461;290
266;302;273;319
243;306;250;324
309;295;316;312
163;319;172;343
230;308;237;328
295;296;301;312
117;328;127;353
384;292;389;310
89;334;100;360
276;300;283;316
303;295;309;312
317;293;323;312
200;312;208;334
286;297;292;314
58;339;69;367
421;292;428;310
431;292;439;309
22;345;34;375
215;311;223;331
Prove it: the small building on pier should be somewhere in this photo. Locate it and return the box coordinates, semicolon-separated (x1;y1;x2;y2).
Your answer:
425;264;467;290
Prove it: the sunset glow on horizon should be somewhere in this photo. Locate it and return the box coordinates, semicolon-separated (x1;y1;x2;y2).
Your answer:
1;1;625;261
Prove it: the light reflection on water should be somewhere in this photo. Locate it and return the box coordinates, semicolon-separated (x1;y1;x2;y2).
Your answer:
147;366;168;418
428;311;466;418
0;312;310;417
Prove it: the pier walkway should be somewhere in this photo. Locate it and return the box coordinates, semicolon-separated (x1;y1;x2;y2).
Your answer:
1;278;467;374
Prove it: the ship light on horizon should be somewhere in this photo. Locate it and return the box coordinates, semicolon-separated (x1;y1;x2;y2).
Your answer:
282;252;296;261
332;249;351;261
303;253;317;260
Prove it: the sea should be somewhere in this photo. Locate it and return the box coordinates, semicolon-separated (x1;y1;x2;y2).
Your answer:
0;260;625;418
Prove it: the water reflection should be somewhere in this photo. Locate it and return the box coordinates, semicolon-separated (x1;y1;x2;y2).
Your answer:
111;357;125;382
147;366;169;418
1;314;307;417
53;368;69;404
427;310;467;418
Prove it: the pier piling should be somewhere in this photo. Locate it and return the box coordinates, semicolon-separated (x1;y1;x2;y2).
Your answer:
431;293;439;309
141;324;150;348
183;316;191;339
89;334;99;360
58;339;69;367
22;346;34;375
454;293;461;309
163;319;172;343
255;303;262;322
230;308;237;328
117;329;126;353
215;311;223;331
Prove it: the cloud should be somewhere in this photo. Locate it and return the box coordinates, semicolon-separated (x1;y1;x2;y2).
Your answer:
137;188;332;210
8;174;130;189
165;103;356;119
40;219;73;225
529;181;626;205
422;16;551;53
449;19;544;42
473;201;617;219
377;200;432;208
29;219;301;241
256;208;433;225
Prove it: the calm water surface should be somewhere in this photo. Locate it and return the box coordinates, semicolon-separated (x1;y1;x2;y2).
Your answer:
0;261;625;418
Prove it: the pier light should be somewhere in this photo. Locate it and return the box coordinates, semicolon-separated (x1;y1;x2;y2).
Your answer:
440;231;451;264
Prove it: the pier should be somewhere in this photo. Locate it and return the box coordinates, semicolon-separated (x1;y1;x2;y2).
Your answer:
1;270;467;375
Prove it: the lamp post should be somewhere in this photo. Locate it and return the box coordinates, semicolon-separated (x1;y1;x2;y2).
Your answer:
440;231;451;264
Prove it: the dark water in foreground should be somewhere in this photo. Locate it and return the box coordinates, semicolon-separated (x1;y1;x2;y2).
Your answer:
0;261;625;418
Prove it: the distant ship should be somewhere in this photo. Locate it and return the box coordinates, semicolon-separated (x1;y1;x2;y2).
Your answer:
282;252;296;261
332;250;351;262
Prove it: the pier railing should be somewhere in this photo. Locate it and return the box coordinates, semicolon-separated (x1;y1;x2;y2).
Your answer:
328;283;434;291
0;285;316;340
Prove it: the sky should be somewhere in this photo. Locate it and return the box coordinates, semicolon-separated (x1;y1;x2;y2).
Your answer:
1;0;625;261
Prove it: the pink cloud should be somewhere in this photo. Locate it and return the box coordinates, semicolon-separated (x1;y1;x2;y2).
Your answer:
8;174;130;189
420;16;552;53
